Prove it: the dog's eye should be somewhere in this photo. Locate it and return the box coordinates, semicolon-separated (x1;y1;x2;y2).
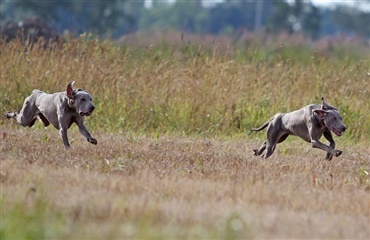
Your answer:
90;98;92;101
81;98;86;102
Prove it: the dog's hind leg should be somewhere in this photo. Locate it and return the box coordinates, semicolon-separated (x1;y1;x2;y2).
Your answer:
4;110;18;119
38;113;50;127
262;124;289;159
277;133;289;144
264;134;290;159
263;144;275;159
254;141;266;156
4;93;40;127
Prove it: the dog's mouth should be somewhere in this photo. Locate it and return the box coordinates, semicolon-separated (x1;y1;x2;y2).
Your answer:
331;128;343;137
80;111;92;117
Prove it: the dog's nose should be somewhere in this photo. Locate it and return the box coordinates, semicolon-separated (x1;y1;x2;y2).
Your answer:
342;126;347;132
90;106;95;112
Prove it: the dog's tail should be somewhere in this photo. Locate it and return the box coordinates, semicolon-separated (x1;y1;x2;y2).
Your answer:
252;117;274;132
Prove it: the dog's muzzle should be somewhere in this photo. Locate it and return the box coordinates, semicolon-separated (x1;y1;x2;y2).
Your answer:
80;106;95;116
331;126;346;137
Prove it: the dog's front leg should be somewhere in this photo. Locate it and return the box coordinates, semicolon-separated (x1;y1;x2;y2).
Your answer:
311;139;342;159
75;119;97;145
59;127;70;149
58;115;71;148
323;131;336;160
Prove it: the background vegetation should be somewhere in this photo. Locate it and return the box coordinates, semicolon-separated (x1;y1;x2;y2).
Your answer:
0;35;369;239
1;35;369;143
1;0;369;39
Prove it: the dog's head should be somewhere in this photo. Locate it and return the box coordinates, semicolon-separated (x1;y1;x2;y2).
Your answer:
314;109;347;137
66;81;95;117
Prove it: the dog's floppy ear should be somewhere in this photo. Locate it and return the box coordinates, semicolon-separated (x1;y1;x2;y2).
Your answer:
314;109;327;119
66;81;75;99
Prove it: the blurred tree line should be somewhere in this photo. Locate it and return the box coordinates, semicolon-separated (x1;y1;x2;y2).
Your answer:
0;0;369;40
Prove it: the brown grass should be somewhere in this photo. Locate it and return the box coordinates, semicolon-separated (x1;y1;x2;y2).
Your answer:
1;125;369;239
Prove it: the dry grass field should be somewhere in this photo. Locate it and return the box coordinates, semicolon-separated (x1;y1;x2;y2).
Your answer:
1;127;369;239
1;36;369;239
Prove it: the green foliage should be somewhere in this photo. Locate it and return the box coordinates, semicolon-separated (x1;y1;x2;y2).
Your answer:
224;214;250;240
139;0;206;33
332;5;370;38
2;0;141;37
2;0;369;39
0;196;66;239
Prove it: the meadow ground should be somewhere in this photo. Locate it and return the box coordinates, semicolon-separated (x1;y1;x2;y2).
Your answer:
1;126;369;239
1;36;370;239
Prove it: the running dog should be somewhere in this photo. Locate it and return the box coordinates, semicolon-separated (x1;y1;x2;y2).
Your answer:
4;81;97;148
253;97;346;160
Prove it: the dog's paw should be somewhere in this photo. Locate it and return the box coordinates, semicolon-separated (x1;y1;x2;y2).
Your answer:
334;149;342;157
4;111;11;118
4;110;17;119
88;138;97;145
330;149;342;158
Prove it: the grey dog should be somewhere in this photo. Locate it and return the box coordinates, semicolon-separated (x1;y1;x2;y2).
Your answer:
4;81;97;148
253;97;346;160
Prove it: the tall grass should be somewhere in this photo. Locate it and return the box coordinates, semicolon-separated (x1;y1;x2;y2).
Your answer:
1;35;369;143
